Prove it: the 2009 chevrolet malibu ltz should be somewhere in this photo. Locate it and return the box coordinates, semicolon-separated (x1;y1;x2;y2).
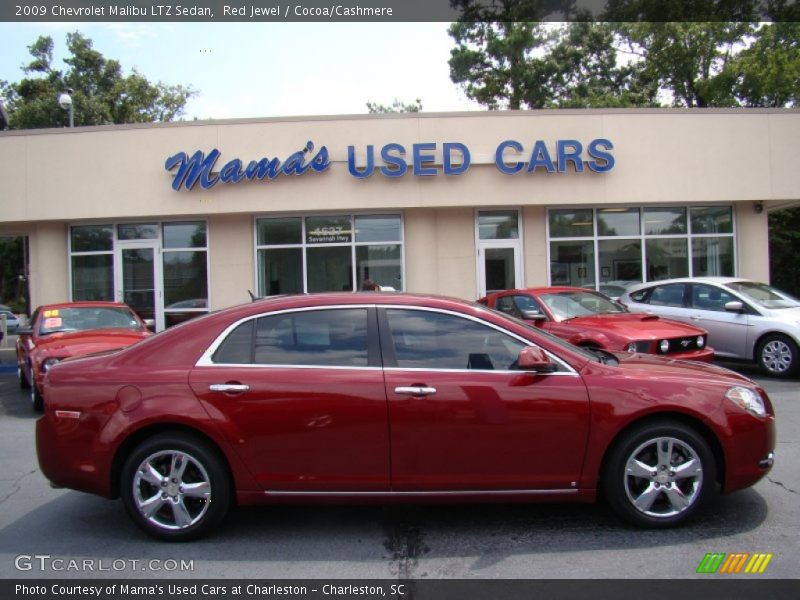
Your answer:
36;293;775;541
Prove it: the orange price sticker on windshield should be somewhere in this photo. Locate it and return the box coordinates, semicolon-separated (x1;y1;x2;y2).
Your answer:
44;309;60;318
43;317;63;329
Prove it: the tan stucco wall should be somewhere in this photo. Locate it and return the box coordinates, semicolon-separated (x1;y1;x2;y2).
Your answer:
2;109;796;309
2;110;798;226
735;203;770;283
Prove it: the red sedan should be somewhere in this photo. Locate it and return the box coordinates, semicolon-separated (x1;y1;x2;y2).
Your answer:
480;287;715;363
37;293;774;541
17;301;151;411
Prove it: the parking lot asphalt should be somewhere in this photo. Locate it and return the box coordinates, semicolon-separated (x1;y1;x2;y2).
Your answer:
0;362;797;581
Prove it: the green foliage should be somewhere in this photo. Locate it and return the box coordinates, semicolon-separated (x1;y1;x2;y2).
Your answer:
0;237;26;313
769;208;800;297
731;22;800;107
1;32;195;129
366;98;423;113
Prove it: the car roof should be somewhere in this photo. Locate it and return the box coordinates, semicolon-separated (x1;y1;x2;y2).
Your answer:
625;277;751;293
35;301;133;311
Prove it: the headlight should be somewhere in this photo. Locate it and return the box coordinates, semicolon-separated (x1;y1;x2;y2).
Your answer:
696;335;705;348
41;357;61;373
658;339;670;353
725;386;767;417
626;341;651;353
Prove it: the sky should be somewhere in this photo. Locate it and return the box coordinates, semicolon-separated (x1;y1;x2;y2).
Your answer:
0;22;482;120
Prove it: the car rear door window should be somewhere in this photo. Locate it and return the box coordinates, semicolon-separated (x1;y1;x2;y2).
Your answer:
384;309;526;371
212;308;370;367
648;284;686;307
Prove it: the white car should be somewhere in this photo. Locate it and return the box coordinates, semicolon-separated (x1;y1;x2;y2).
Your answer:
620;277;800;377
0;309;20;334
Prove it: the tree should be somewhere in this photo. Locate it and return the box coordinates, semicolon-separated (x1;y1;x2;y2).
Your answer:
616;22;755;107
366;98;423;113
0;32;195;129
731;22;800;107
769;208;800;297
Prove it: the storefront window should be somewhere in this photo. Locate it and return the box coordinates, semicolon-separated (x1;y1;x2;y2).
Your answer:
548;209;594;238
257;217;302;245
256;214;403;295
71;254;113;301
646;238;689;280
163;221;207;249
599;239;642;284
598;208;640;237
478;210;519;240
692;237;734;277
71;225;113;252
550;241;595;287
644;208;686;235
258;248;303;295
118;223;158;240
690;206;733;234
547;206;735;289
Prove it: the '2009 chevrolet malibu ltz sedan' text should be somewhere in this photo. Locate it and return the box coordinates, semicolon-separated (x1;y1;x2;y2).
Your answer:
37;293;775;541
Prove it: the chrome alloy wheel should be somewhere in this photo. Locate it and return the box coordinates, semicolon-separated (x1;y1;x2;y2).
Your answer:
623;436;703;519
761;339;794;374
132;450;212;530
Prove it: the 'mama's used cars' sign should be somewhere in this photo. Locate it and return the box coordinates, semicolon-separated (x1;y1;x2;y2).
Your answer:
165;138;615;191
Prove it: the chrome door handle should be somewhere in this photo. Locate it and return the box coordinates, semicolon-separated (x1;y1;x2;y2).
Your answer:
394;386;437;396
209;383;250;393
690;315;702;321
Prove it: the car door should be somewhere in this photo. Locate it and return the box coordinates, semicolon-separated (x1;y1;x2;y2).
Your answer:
189;306;390;491
686;283;750;359
379;307;591;491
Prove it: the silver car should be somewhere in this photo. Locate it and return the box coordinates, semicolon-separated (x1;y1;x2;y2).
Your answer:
620;277;800;377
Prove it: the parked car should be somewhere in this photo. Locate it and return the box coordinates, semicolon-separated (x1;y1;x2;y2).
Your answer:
620;277;800;377
37;292;774;541
479;287;714;363
0;309;20;334
16;302;152;411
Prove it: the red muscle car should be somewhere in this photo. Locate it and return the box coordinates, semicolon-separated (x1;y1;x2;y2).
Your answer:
480;287;714;362
17;301;151;411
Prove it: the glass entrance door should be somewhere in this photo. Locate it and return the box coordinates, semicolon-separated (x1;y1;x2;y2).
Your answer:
115;241;163;330
478;244;521;297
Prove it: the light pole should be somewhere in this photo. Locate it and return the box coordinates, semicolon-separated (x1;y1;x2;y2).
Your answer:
58;89;73;127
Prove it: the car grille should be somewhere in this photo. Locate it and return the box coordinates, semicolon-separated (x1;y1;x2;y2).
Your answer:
660;336;704;354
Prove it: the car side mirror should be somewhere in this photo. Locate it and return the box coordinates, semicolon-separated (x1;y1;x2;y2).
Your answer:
724;301;744;313
143;318;156;331
521;310;547;321
15;326;33;336
518;346;558;373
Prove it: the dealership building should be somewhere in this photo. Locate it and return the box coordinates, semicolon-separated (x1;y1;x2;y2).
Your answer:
0;108;798;330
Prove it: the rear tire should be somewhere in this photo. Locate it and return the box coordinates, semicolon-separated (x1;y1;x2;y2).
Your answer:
30;366;43;412
121;432;231;541
603;420;716;528
756;334;798;378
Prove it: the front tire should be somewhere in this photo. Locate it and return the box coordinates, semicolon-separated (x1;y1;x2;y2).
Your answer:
121;433;231;541
603;421;716;528
18;365;31;390
756;334;798;378
30;366;43;412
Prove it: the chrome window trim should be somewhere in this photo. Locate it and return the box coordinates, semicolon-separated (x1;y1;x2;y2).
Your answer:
196;304;374;368
196;303;579;376
264;489;578;497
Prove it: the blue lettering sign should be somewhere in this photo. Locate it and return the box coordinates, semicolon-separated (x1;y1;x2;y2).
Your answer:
586;138;615;173
380;143;407;178
348;145;375;179
413;143;438;176
165;141;330;191
495;140;525;174
557;140;584;173
443;142;471;175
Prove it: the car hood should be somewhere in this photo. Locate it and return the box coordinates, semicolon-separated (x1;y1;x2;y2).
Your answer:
565;313;704;338
609;351;754;385
760;305;800;323
34;329;150;357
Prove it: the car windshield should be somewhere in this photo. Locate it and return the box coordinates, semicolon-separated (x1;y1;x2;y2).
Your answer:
38;307;143;335
539;290;626;321
726;281;800;310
